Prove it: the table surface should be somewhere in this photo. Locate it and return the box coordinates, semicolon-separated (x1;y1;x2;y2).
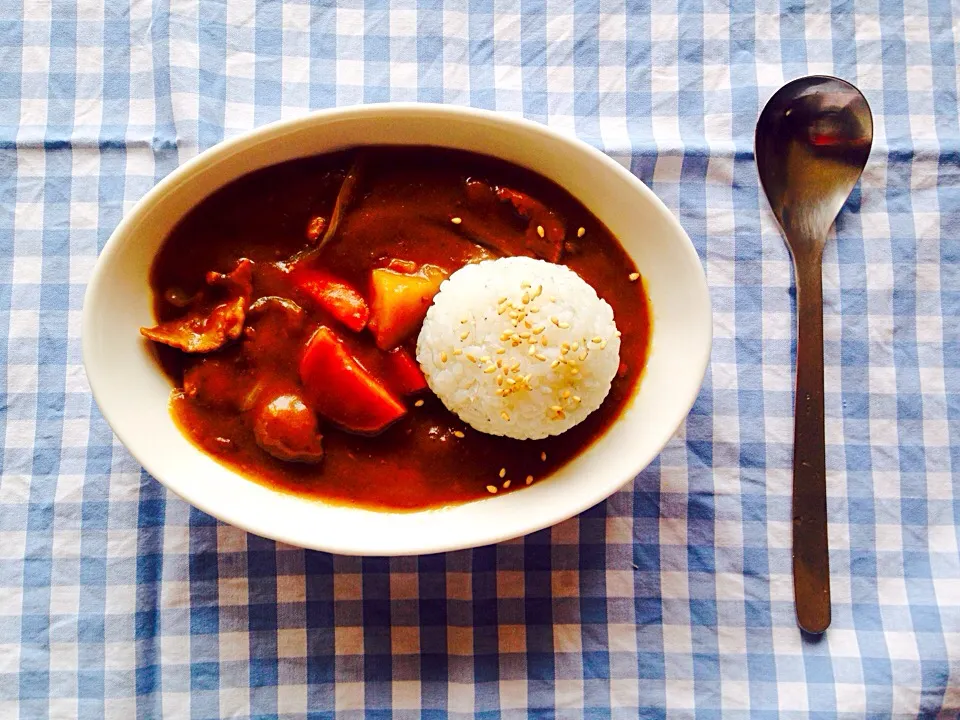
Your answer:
1;1;959;717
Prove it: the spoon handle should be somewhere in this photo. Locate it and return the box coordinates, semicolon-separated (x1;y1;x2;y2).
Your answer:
792;255;831;634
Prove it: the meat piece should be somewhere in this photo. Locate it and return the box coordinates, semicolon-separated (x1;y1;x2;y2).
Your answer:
183;355;250;411
253;393;324;463
206;258;254;297
458;180;565;261
495;186;565;262
243;296;307;364
141;259;255;353
386;258;418;274
305;215;326;242
247;295;305;324
464;178;495;205
140;297;247;352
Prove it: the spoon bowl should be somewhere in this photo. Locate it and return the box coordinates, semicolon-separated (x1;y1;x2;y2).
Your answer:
755;76;873;634
757;76;873;261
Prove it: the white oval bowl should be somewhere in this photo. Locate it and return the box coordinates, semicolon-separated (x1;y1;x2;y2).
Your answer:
82;104;711;556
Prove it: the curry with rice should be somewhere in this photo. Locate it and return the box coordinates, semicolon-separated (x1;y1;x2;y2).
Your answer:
142;146;651;510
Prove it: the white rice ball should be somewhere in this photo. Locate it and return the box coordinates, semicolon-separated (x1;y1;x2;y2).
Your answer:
417;257;621;440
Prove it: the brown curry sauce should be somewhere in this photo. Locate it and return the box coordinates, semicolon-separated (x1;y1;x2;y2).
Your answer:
149;147;650;511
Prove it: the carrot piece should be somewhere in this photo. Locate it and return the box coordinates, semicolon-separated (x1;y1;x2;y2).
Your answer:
295;270;370;333
300;326;406;434
384;347;428;395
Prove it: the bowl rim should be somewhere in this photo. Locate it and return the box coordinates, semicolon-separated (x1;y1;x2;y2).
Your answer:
82;103;712;555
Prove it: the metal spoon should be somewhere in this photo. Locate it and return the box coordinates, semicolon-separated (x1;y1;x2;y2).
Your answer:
755;76;873;634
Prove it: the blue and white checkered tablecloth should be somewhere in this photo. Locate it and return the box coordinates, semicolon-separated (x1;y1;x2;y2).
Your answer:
1;0;958;717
